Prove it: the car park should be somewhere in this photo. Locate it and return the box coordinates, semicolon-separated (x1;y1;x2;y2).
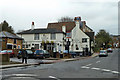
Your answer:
107;48;113;53
17;49;34;59
99;50;108;57
34;50;50;59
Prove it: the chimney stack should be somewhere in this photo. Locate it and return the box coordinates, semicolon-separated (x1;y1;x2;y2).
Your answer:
74;17;81;21
31;22;35;30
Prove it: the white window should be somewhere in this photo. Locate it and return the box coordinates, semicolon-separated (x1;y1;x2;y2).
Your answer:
51;33;56;40
34;34;39;40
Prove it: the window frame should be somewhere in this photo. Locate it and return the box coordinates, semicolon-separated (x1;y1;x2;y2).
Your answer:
51;33;56;40
82;38;87;43
34;34;39;40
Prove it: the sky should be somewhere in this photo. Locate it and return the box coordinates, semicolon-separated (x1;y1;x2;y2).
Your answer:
0;0;119;35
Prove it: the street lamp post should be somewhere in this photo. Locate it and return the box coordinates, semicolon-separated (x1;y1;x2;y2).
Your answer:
67;39;70;54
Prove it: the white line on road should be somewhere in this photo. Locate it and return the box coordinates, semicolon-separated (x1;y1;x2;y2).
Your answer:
96;61;100;63
85;64;92;66
11;77;31;79
81;66;90;69
49;76;60;80
11;74;37;76
91;67;100;70
101;69;111;72
111;71;119;74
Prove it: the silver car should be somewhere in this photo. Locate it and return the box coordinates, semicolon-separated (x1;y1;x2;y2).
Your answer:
99;50;108;57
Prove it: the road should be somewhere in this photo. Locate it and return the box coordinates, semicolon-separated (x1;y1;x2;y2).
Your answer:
1;49;120;80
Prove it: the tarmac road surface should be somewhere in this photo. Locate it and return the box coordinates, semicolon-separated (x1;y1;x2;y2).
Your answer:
1;48;120;80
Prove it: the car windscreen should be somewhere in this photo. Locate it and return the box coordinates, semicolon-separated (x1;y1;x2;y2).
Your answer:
43;50;49;54
100;50;106;53
27;50;33;54
18;51;22;54
1;50;7;53
7;50;12;53
35;50;43;54
69;51;76;54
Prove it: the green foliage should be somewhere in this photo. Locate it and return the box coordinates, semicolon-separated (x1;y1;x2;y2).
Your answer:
95;29;112;49
0;20;14;34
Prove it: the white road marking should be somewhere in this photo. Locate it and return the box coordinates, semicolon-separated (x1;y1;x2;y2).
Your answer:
81;66;90;69
96;61;100;63
91;67;100;70
11;74;37;76
101;69;111;72
49;76;57;78
49;76;61;80
85;64;92;66
11;77;31;79
111;71;119;74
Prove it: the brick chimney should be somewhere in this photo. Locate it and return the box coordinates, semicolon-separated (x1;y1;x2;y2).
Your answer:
74;17;81;29
31;22;35;30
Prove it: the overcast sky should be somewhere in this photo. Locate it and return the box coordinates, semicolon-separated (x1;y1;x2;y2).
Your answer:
0;0;119;35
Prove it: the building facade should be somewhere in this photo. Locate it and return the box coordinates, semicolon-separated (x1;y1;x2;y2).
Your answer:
17;28;65;52
0;31;23;50
47;17;94;54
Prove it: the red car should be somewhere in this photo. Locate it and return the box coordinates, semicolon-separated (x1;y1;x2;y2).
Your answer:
0;50;15;57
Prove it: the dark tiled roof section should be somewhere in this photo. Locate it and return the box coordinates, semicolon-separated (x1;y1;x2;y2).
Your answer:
0;31;23;40
47;22;76;32
85;25;93;31
17;28;64;34
85;32;94;41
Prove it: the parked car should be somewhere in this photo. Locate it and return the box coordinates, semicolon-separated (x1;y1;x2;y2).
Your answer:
17;49;34;59
34;50;50;59
107;48;113;53
7;50;15;57
0;50;15;57
63;50;77;58
99;50;108;57
0;50;7;54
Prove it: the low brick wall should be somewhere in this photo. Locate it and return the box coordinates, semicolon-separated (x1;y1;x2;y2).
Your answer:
0;54;10;63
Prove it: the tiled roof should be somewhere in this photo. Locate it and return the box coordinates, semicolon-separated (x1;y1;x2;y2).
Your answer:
0;31;23;40
17;28;64;34
47;21;93;32
47;22;76;32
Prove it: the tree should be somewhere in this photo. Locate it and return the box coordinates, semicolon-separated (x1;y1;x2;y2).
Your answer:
95;29;112;49
0;20;14;34
58;16;73;22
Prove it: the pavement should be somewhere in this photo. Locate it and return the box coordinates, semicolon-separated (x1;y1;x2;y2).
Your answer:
0;53;99;69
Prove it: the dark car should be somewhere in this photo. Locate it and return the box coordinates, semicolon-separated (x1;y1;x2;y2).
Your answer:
17;50;34;59
34;50;50;59
63;50;77;58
